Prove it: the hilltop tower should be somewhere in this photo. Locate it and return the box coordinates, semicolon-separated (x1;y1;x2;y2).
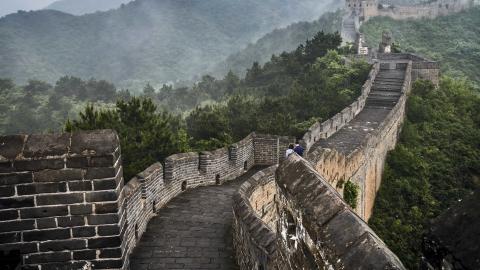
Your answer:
345;0;379;21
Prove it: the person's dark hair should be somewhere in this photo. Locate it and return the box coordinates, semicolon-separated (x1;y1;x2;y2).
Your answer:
289;144;294;149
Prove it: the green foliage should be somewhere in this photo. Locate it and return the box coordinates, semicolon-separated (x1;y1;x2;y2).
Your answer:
369;78;480;269
0;76;120;135
361;7;480;89
344;180;359;209
65;97;189;180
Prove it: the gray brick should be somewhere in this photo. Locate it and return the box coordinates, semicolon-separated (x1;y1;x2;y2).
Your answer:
34;169;83;183
87;214;118;225
24;251;71;264
40;239;86;252
72;226;96;238
20;206;68;218
0;197;34;210
57;216;84;227
68;180;92;191
0;220;35;233
23;228;70;241
85;167;116;179
15;158;64;171
85;191;117;202
0;172;33;185
70;204;92;215
17;182;67;195
88;236;121;248
36;193;84;206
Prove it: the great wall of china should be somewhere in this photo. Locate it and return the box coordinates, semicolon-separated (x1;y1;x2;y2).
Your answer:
2;0;472;269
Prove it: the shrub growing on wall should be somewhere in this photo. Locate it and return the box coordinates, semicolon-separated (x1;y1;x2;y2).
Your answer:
344;180;359;209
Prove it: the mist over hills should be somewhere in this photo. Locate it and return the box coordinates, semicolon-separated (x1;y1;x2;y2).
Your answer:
0;0;341;90
45;0;132;15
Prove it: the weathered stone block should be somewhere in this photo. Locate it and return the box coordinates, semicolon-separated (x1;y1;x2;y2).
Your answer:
23;133;70;158
94;202;119;214
99;248;122;258
36;193;84;206
57;216;85;227
0;232;21;243
85;167;116;180
73;249;97;260
72;227;96;238
66;156;88;168
23;228;70;241
91;259;124;269
70;130;118;156
87;236;121;248
68;180;92;191
40;239;86;252
0;161;13;173
24;251;71;264
69;204;93;215
0;220;35;233
93;178;118;191
0;186;15;197
0;172;33;185
87;214;119;225
0;197;34;210
98;225;120;236
85;191;118;203
0;242;37;253
36;218;57;229
90;155;116;167
34;169;83;183
0;135;25;160
15;159;64;172
20;206;68;219
0;209;18;221
17;182;67;195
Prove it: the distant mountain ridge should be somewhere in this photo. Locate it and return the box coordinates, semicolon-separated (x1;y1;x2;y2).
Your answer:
0;0;340;89
45;0;132;15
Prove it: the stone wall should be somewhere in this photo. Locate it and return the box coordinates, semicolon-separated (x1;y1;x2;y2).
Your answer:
378;53;440;85
232;166;281;270
232;155;406;269
0;130;124;270
302;63;380;151
0;130;293;269
375;0;474;21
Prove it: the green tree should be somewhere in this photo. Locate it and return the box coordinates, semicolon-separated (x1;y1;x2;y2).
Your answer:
66;97;188;180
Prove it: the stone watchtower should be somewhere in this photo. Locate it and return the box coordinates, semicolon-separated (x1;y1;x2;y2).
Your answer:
345;0;379;21
379;31;393;53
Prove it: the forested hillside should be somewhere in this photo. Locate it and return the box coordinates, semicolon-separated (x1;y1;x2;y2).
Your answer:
361;7;480;88
45;0;132;15
0;0;340;89
213;11;343;77
369;78;480;269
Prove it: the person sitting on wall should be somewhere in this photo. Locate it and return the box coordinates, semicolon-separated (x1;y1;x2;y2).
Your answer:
293;142;304;157
286;144;295;157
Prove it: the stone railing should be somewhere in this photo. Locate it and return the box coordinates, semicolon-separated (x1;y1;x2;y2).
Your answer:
302;62;380;151
232;166;279;270
0;130;294;269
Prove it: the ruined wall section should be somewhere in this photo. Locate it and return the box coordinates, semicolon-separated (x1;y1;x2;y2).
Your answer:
302;63;380;151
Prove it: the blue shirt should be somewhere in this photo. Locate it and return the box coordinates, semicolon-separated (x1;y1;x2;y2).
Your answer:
294;145;304;156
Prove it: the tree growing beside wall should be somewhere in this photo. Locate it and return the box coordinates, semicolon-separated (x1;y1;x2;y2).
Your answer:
344;180;359;209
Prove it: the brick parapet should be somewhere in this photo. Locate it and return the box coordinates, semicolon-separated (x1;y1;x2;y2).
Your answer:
232;166;279;270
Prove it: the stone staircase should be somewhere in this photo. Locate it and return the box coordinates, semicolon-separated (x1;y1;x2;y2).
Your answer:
366;68;406;108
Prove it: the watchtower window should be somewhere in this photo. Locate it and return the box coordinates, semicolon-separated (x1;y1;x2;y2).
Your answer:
181;181;187;191
243;161;248;170
215;174;221;185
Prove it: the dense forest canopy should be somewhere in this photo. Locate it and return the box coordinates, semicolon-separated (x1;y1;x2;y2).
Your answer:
45;0;132;15
0;0;340;89
369;78;480;269
361;7;480;89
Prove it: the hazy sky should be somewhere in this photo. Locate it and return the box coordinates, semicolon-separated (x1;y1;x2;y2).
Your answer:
0;0;58;17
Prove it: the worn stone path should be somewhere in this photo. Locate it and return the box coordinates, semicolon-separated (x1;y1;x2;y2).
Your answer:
130;168;263;270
